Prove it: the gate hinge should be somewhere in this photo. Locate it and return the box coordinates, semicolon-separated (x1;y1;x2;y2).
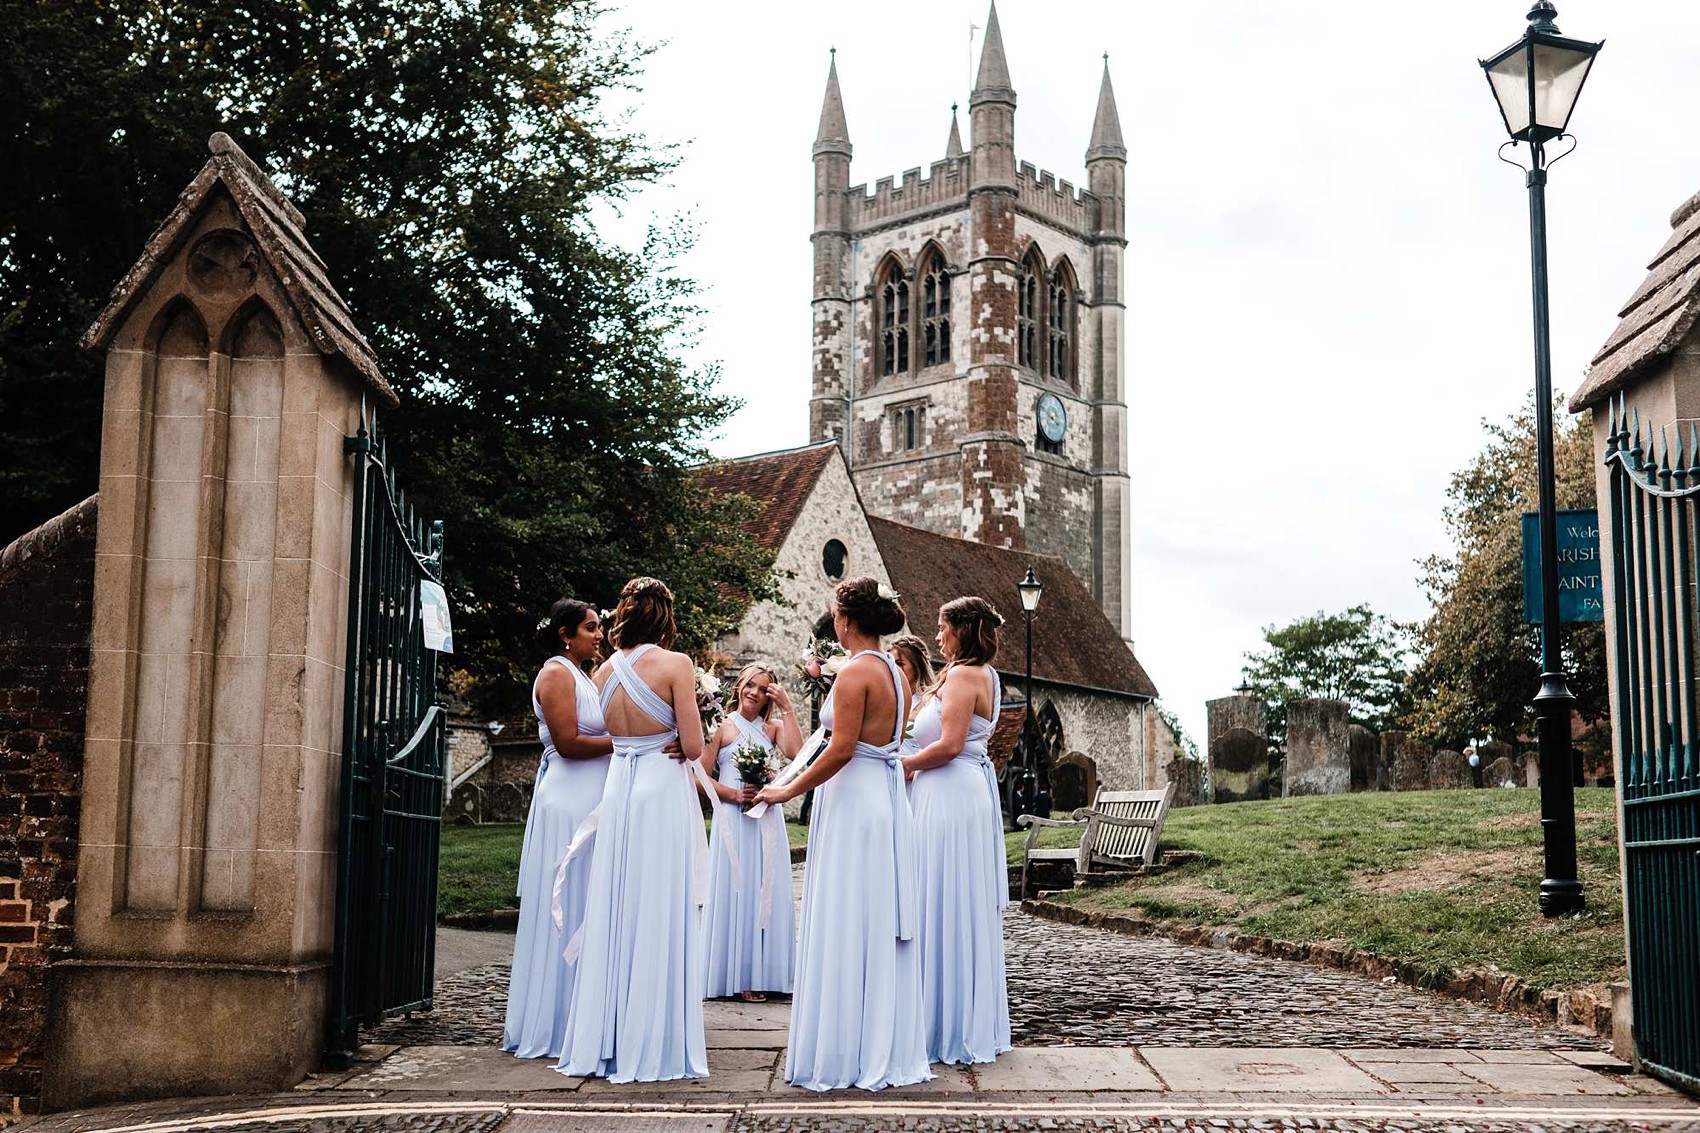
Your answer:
344;430;372;455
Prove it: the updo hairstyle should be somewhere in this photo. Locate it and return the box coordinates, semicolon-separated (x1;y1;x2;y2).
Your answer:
536;598;595;657
608;576;677;650
940;595;1004;667
731;662;781;721
835;575;905;637
888;634;936;693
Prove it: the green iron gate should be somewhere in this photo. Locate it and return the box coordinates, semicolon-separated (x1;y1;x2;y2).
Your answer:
1604;396;1700;1092
327;406;448;1063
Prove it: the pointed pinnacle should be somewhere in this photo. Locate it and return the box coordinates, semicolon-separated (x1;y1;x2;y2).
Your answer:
974;0;1013;93
945;103;964;159
815;52;850;154
1087;56;1124;159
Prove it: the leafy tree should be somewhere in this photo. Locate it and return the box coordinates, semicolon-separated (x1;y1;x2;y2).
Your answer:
1241;605;1412;750
1404;398;1605;749
1;0;780;711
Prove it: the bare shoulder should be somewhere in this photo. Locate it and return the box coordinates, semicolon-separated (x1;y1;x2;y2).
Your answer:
536;661;574;691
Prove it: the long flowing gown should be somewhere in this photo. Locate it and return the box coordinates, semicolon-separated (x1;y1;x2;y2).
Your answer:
503;656;610;1059
702;712;796;997
554;644;709;1082
907;666;1012;1065
785;650;932;1091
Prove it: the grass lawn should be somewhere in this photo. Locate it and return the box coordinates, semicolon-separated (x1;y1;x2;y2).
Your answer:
1038;787;1625;992
439;818;809;920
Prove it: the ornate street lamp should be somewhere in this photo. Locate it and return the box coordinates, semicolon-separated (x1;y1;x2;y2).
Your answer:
1005;567;1044;830
1480;1;1601;918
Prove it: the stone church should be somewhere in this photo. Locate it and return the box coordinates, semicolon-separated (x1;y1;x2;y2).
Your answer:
698;5;1173;802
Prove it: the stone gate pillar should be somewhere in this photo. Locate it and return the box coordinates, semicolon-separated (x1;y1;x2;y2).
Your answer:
45;134;397;1109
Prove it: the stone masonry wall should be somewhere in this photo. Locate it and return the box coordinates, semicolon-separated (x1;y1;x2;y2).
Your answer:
0;496;98;1117
1032;682;1148;793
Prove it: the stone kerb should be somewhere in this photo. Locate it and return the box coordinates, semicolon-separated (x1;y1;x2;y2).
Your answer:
1431;749;1473;789
45;134;389;1111
1382;731;1433;792
1347;723;1380;791
1284;698;1351;797
1210;727;1268;803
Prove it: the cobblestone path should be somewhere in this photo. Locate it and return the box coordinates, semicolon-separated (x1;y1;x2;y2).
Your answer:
370;907;1598;1051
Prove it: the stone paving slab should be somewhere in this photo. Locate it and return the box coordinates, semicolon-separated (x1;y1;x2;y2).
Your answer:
1457;1061;1633;1095
703;1030;788;1050
343;1047;579;1092
1139;1047;1388;1094
505;1116;729;1133
970;1047;1160;1092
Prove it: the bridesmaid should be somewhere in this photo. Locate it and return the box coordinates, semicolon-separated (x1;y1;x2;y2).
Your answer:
503;599;612;1059
700;663;803;1001
555;577;708;1082
889;634;936;714
901;597;1012;1066
754;577;932;1092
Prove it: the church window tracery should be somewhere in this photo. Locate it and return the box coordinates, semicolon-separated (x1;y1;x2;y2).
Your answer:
921;250;951;368
889;399;927;453
1017;254;1041;370
1048;262;1075;384
879;260;910;377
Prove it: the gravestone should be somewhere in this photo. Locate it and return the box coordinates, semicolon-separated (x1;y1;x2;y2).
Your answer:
1431;749;1472;789
1477;740;1514;788
1348;724;1381;791
1208;689;1267;742
1522;751;1541;787
1211;727;1269;802
1383;731;1433;791
1483;755;1518;787
1165;758;1204;808
1285;698;1352;796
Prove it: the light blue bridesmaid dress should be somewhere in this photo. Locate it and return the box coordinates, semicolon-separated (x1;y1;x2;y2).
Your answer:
702;712;796;997
554;644;708;1082
785;650;932;1091
503;656;610;1058
907;665;1012;1065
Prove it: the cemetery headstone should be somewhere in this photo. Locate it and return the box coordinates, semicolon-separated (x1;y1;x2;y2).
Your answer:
1383;731;1434;791
1285;698;1352;796
1483;755;1518;787
1165;757;1204;808
1522;751;1541;788
1431;749;1473;789
1348;724;1381;791
1212;726;1270;802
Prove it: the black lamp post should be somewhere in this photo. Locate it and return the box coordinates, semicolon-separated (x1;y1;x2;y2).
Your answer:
1480;1;1601;918
1006;566;1043;831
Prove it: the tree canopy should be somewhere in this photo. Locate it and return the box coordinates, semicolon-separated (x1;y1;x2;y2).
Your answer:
1;0;781;710
1241;604;1412;749
1403;398;1605;749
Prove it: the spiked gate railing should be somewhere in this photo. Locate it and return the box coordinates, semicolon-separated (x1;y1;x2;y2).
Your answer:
1603;395;1700;1091
326;404;448;1064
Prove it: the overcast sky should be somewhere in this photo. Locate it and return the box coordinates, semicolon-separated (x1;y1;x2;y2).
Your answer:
597;0;1699;746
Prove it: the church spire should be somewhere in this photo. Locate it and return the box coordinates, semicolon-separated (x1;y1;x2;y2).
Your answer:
945;103;963;159
973;1;1013;95
814;49;851;157
1087;55;1125;159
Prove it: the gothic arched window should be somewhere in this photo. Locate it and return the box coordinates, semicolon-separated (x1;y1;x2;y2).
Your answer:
879;261;910;377
921;250;950;368
1017;253;1042;370
1048;262;1075;384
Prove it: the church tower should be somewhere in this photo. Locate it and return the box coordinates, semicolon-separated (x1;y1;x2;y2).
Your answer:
807;3;1133;640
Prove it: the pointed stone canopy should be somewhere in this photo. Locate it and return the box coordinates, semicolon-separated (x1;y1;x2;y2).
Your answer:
1087;57;1126;160
814;51;851;156
973;1;1014;95
945;103;964;158
81;133;395;404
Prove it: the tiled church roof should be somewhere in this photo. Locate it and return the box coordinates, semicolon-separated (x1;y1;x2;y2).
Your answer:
694;442;839;552
867;517;1157;700
1573;187;1700;411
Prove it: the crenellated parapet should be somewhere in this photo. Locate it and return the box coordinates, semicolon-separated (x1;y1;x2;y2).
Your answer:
847;156;970;231
1015;161;1095;234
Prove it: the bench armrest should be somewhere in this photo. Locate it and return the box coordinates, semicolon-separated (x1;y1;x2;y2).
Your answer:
1084;812;1160;830
1016;815;1088;830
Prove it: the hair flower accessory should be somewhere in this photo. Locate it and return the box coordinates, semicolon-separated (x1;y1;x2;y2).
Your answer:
536;616;552;631
877;583;900;602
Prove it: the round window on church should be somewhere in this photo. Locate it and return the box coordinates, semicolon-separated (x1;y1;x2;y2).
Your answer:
822;539;848;581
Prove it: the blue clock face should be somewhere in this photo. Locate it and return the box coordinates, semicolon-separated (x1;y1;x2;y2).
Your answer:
1038;393;1067;443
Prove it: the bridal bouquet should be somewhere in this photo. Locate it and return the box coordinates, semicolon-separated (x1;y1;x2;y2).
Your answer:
795;638;849;699
731;743;774;812
694;665;725;731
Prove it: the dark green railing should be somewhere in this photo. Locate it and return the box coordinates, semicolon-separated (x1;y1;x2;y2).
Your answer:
1604;395;1700;1093
326;404;447;1065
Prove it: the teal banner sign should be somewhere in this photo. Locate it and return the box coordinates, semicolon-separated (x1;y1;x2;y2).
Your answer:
1521;508;1604;623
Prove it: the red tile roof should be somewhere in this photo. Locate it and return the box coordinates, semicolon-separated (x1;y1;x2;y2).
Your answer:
694;442;840;552
868;516;1157;700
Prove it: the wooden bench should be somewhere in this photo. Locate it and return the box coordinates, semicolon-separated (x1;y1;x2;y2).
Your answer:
1015;783;1176;899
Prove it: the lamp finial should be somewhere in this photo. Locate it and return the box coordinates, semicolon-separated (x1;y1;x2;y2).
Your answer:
1527;1;1560;34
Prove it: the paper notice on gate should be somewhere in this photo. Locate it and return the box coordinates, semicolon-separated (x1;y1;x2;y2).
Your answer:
420;580;454;653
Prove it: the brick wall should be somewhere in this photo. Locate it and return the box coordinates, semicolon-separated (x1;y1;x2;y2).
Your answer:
0;495;97;1117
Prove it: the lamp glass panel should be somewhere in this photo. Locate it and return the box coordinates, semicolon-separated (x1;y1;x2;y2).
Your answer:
1018;583;1041;612
1531;42;1594;132
1485;47;1533;137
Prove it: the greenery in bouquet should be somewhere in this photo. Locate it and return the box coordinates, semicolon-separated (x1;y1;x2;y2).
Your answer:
731;743;775;811
795;637;850;699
